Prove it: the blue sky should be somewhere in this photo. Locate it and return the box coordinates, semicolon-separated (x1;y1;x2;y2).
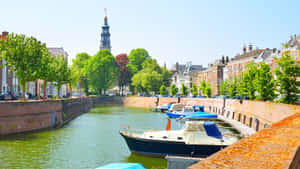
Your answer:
1;0;299;67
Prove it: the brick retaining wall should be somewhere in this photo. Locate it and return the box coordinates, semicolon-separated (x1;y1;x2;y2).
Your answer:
0;97;96;135
0;96;299;135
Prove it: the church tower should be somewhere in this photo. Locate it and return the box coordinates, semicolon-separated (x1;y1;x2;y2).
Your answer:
100;8;111;51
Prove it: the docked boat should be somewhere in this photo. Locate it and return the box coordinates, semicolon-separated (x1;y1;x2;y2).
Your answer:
120;121;238;158
165;104;204;118
155;102;177;112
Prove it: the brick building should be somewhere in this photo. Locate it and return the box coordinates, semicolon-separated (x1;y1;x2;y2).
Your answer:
197;56;227;96
223;45;264;80
0;31;18;93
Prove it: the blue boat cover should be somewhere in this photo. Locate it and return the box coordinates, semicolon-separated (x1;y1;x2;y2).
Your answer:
192;105;204;112
96;163;146;169
184;112;217;119
203;122;223;139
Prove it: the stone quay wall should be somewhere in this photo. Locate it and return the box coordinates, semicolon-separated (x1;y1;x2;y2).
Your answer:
114;97;299;132
0;97;96;135
0;96;299;135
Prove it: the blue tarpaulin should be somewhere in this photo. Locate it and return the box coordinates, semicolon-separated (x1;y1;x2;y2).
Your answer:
203;122;223;139
184;112;217;119
96;163;146;169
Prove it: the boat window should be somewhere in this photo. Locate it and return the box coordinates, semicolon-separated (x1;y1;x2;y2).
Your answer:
177;137;183;140
163;136;168;139
149;136;153;138
184;107;194;112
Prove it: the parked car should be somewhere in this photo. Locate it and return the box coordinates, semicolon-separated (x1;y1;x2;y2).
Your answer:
0;92;4;100
0;92;12;100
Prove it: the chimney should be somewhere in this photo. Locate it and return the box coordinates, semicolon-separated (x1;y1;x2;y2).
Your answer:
248;44;253;51
273;48;276;53
2;31;8;37
221;56;225;64
243;45;247;53
176;62;179;72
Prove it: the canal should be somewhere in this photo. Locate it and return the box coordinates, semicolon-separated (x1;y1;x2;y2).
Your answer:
0;106;239;169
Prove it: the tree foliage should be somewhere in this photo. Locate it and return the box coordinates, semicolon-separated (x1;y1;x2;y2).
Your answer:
170;84;178;97
127;48;150;75
131;58;172;94
116;53;131;95
220;79;229;96
181;83;188;96
206;83;212;98
160;85;167;96
84;49;118;95
274;53;300;104
199;80;207;95
71;52;91;96
255;62;276;101
53;55;72;97
191;84;198;96
228;77;238;98
0;33;47;98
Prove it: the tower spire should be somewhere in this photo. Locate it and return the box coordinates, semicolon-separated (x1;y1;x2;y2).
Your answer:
100;8;111;51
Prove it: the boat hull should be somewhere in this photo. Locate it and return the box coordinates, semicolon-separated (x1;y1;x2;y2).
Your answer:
165;111;186;118
120;132;227;158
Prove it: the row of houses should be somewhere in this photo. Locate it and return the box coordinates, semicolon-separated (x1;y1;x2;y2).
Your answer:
0;31;69;98
171;34;300;96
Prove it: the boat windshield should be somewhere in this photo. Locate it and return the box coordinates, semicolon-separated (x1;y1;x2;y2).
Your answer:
183;107;194;112
183;121;205;132
170;104;184;111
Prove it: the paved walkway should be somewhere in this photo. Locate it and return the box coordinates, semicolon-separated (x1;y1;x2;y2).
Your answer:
218;115;256;137
189;113;300;169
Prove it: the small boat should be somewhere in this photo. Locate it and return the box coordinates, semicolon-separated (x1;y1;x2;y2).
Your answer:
120;120;238;158
165;104;204;118
156;102;177;112
95;163;146;169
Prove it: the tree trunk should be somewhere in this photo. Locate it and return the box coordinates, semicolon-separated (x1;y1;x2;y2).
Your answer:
69;83;72;98
35;80;39;100
57;85;61;98
43;80;47;101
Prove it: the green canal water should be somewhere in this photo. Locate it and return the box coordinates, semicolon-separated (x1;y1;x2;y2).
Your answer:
0;106;183;169
0;106;239;169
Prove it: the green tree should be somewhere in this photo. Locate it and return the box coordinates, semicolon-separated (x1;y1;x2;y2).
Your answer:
220;79;229;96
274;53;300;104
228;77;238;98
131;58;171;95
181;83;188;96
160;85;167;96
39;51;57;99
243;63;258;100
84;49;118;95
255;62;277;101
53;55;72;98
170;84;178;97
0;33;45;98
191;84;198;96
161;67;172;87
199;80;207;96
206;83;212;98
72;52;91;96
127;48;150;75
